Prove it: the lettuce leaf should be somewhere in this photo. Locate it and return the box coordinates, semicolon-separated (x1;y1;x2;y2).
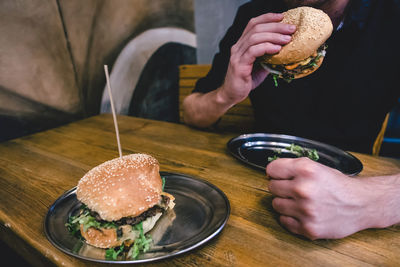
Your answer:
268;143;319;162
127;222;152;259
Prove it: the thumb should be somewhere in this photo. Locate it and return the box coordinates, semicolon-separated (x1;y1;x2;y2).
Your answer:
252;64;269;88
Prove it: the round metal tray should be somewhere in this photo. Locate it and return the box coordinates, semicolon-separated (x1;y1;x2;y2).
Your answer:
44;172;230;263
227;133;363;175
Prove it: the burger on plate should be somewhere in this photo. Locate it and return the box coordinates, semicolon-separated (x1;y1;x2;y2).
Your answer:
259;6;333;85
66;153;175;260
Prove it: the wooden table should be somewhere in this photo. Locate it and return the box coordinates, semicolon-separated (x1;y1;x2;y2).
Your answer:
1;114;400;266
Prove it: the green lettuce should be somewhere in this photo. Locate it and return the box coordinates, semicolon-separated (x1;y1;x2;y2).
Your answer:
268;143;319;162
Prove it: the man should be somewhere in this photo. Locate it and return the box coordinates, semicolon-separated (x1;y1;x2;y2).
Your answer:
183;0;400;239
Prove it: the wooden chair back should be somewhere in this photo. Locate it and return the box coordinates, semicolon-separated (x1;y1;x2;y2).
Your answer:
372;113;390;156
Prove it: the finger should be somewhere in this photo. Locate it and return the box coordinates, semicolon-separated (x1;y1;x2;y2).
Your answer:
247;32;292;46
236;22;295;55
271;197;303;218
236;32;291;57
246;21;297;37
241;13;284;38
240;42;282;65
268;180;294;198
279;215;302;236
266;158;299;180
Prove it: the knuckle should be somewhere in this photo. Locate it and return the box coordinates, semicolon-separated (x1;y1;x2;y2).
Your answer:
229;53;240;66
295;158;318;177
301;201;317;218
264;42;273;50
292;181;313;199
247;45;257;55
248;18;257;27
248;34;258;44
253;24;263;33
230;44;239;55
302;222;321;240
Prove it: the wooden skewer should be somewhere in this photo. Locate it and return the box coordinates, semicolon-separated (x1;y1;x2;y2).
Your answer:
104;65;123;158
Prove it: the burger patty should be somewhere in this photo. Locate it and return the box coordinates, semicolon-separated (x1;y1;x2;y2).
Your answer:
89;195;170;226
272;54;319;80
116;205;163;226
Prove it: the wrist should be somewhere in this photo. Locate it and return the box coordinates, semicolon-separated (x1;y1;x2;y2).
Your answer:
360;174;400;229
215;85;237;110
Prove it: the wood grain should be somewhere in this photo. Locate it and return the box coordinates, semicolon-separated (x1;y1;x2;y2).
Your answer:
0;114;399;266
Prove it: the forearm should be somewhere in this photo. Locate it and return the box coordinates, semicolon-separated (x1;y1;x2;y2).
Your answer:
182;88;235;128
363;173;400;229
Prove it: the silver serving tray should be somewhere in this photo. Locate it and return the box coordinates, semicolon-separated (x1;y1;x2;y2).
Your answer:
44;172;230;263
227;133;363;175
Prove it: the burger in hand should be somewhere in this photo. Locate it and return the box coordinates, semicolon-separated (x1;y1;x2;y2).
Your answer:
259;6;333;85
66;153;175;260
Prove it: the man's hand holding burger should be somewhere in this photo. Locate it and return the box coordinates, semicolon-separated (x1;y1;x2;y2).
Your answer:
183;7;332;128
182;13;295;128
218;13;296;105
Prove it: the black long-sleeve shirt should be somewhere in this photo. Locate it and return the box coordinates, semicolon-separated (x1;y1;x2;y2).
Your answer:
193;0;400;153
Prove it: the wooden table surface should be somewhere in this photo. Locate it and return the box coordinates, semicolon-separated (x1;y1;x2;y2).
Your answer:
1;114;400;266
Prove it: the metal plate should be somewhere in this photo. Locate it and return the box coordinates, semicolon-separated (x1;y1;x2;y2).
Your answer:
227;133;363;176
44;172;230;263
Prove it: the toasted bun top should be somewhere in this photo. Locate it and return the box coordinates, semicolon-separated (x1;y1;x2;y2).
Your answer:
76;153;162;221
262;6;333;65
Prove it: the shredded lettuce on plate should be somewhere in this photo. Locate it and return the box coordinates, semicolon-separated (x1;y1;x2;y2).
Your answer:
105;244;124;260
126;222;153;259
268;143;319;162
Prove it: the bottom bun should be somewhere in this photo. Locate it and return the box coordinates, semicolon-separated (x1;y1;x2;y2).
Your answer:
81;224;120;249
81;212;163;249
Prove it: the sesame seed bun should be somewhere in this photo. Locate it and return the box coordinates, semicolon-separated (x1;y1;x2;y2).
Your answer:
261;6;333;65
76;153;162;222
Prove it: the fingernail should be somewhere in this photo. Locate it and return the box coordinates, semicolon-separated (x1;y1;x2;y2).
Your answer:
271;13;283;19
289;25;296;31
283;35;291;41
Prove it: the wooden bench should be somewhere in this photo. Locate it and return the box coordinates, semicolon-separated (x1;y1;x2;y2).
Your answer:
178;64;388;155
178;64;255;133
